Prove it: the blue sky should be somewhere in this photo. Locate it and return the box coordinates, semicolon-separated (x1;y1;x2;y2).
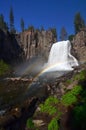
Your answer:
0;0;86;37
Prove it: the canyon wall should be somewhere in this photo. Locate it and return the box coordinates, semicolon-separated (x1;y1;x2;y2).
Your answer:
72;29;86;63
0;27;86;64
19;29;57;60
0;29;56;63
0;29;24;64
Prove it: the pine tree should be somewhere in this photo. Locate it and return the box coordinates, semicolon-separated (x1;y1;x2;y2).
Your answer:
50;28;57;39
9;6;15;33
21;18;24;32
60;27;67;41
74;12;85;34
0;14;8;30
0;14;4;29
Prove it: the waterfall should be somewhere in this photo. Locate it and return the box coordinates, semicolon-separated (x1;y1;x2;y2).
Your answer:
45;40;79;72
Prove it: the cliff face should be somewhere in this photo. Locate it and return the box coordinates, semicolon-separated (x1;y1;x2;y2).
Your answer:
19;30;56;60
0;28;86;64
0;29;24;64
0;29;56;64
72;29;86;63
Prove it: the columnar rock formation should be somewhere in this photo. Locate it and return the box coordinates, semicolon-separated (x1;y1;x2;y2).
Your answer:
0;28;56;63
72;29;86;63
19;30;56;60
0;27;86;64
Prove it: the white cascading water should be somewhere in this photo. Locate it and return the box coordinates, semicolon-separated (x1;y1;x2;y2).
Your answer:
45;40;79;72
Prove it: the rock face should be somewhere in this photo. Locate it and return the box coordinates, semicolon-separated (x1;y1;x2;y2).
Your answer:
0;29;24;64
0;28;56;63
19;30;56;60
72;29;86;63
0;27;86;64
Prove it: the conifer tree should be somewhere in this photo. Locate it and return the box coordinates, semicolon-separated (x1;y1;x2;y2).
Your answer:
60;27;67;41
74;12;85;34
0;14;8;30
21;18;24;32
9;6;15;33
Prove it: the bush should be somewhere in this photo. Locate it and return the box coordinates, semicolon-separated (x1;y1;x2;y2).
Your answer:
44;96;59;105
40;104;57;115
61;85;82;106
26;118;35;129
0;60;10;76
71;85;82;96
40;96;59;115
61;92;77;106
73;70;86;81
48;118;59;130
72;104;86;130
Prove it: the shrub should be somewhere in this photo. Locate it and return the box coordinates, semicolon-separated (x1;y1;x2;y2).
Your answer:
40;104;57;115
0;60;10;76
44;96;59;105
79;70;86;81
71;85;82;96
48;118;59;130
40;96;59;115
73;70;86;81
61;91;77;106
61;85;82;106
72;104;86;130
26;118;35;129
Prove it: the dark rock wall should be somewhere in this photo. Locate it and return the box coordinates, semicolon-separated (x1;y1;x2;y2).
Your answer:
0;29;24;64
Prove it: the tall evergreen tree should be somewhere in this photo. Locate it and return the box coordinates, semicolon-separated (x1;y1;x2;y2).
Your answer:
21;18;24;32
0;14;4;29
60;27;67;41
0;14;8;30
74;12;85;34
50;28;57;39
9;6;15;33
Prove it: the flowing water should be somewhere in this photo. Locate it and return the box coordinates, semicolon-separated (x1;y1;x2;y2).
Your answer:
0;40;79;115
44;40;78;72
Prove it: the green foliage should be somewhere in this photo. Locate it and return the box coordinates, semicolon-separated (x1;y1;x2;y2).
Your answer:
68;34;75;41
73;104;86;130
0;14;8;30
26;118;35;129
40;104;57;115
79;70;86;81
50;28;57;38
74;12;85;34
45;96;59;105
0;60;10;76
40;96;59;115
62;85;82;106
62;92;77;106
73;70;86;81
71;85;82;96
48;118;59;130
